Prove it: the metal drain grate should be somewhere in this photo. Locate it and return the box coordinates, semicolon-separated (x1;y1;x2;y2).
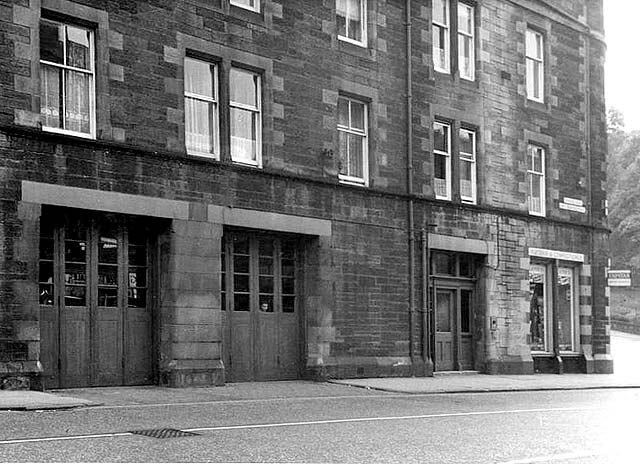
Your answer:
129;428;200;439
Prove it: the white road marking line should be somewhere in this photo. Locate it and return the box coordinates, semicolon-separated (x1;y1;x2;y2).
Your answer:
182;406;601;433
0;405;601;446
498;450;602;463
0;432;131;445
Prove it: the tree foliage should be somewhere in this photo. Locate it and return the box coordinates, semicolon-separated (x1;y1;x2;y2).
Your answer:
607;108;640;268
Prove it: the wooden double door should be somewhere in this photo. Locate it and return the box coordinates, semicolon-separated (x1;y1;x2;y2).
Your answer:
39;211;153;388
222;233;302;382
434;282;475;371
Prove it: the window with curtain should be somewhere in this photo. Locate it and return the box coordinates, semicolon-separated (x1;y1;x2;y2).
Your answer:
39;19;94;137
230;68;261;165
433;121;451;200
527;144;546;216
459;128;476;204
337;96;368;185
526;29;544;102
337;0;366;45
457;3;475;80
184;57;219;158
432;0;450;73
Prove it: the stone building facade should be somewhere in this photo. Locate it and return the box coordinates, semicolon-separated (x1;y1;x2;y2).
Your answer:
0;0;611;389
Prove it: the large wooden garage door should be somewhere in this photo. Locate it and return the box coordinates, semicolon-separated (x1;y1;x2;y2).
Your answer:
222;233;301;382
39;210;153;388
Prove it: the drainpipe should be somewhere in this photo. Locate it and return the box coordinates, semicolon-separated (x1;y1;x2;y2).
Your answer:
406;0;416;374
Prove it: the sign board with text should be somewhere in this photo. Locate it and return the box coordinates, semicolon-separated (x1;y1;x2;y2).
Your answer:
608;270;631;287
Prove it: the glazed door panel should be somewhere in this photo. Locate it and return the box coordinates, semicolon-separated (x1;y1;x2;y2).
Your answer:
459;289;474;370
435;289;456;371
38;212;154;388
224;234;301;382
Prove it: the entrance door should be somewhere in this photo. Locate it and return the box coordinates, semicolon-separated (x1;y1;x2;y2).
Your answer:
39;211;153;388
222;233;301;382
434;285;474;371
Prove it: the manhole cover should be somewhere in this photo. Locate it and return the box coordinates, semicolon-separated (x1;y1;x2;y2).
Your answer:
129;428;200;439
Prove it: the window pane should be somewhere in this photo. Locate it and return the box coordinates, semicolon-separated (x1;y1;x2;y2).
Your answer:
233;236;250;255
557;267;575;351
433;0;448;24
40;284;54;306
281;241;296;260
259;257;274;275
529;264;546;351
41;64;62;129
259;294;274;312
232;0;258;9
65;263;87;285
459;255;474;278
434;153;448;197
128;268;147;288
461;289;472;333
65;239;87;262
128;245;147;266
230;107;258;162
336;1;347;37
66;286;86;307
40;21;64;64
459;36;472;79
40;237;54;261
281;258;295;277
460;161;473;199
348;133;364;178
98;287;118;307
338;97;349;127
64;70;91;134
99;236;118;263
185;98;213;154
433;252;455;275
338;130;348;175
434;123;449;152
458;4;472;34
459;130;474;156
128;287;146;308
350;101;365;131
234;274;250;293
230;68;258;107
433;26;448;70
234;293;250;311
282;277;295;295
436;291;451;332
258;239;274;257
259;276;273;294
98;264;118;286
184;58;214;97
234;254;250;274
66;26;91;70
282;295;295;313
39;261;54;283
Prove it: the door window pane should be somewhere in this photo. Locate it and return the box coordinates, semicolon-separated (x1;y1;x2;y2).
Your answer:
433;252;455;275
99;236;118;263
529;264;547;351
128;287;146;308
461;290;472;333
557;267;575;351
98;287;118;307
65;285;86;306
234;293;250;311
436;291;452;332
259;294;274;313
282;295;296;313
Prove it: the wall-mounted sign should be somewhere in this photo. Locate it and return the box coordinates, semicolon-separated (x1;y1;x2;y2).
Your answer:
559;197;586;213
608;270;631;287
528;248;585;263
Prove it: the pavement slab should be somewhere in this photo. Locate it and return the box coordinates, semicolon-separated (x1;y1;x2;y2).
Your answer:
0;391;100;411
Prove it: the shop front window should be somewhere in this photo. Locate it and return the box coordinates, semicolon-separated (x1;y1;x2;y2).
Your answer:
557;267;577;352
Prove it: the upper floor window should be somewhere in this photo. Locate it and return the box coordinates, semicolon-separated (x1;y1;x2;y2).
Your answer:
459;128;476;204
230;0;260;13
337;0;366;46
230;68;262;166
433;121;451;200
337;96;368;186
457;3;475;81
527;144;546;216
40;19;95;138
432;0;450;73
184;57;219;158
526;29;544;102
